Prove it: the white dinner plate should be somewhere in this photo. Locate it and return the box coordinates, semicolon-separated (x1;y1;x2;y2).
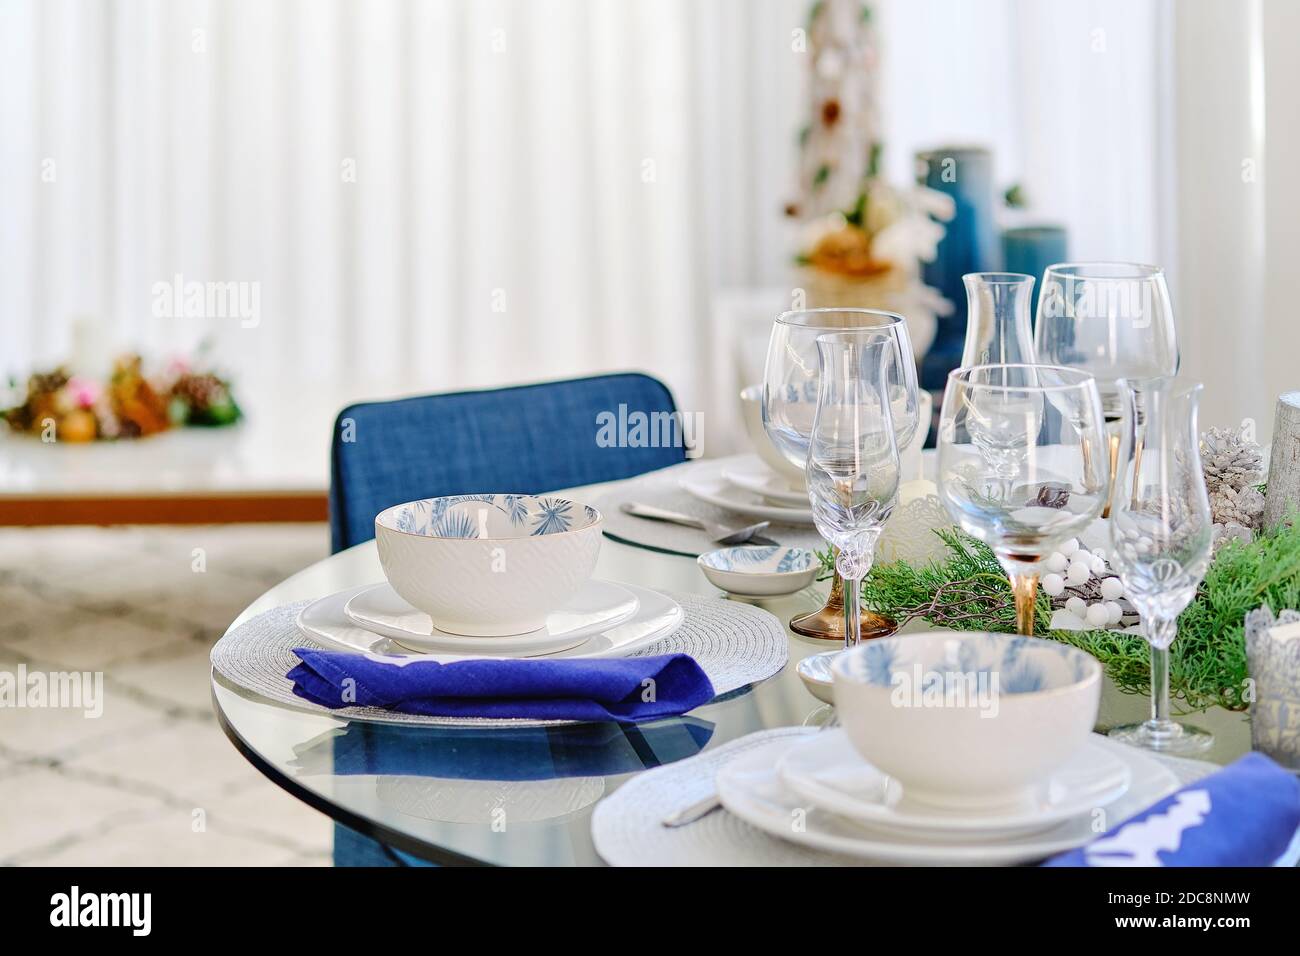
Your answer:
721;460;809;507
680;471;815;525
296;582;682;661
777;729;1131;840
715;733;1179;865
344;579;640;655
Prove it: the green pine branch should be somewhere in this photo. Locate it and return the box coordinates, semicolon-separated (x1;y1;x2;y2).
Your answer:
819;521;1296;713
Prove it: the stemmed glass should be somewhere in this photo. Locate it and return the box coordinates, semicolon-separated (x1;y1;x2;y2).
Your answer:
762;309;920;642
807;331;901;649
1034;263;1178;515
937;365;1110;635
1107;377;1214;754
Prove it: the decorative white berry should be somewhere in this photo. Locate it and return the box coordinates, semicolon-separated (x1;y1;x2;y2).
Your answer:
1042;573;1065;596
1044;552;1069;573
1065;560;1091;586
1060;538;1080;557
1105;601;1123;625
1066;596;1087;617
1099;577;1124;601
1085;602;1110;627
1090;546;1107;562
1089;555;1106;575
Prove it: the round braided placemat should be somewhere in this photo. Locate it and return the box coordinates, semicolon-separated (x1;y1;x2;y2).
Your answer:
210;590;788;728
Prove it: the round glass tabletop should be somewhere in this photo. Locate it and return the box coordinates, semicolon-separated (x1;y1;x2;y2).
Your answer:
212;481;1252;867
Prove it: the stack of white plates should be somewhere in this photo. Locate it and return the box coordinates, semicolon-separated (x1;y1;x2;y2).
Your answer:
295;578;684;662
714;729;1180;864
681;458;815;526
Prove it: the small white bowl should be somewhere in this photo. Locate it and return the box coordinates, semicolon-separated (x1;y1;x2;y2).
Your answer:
831;631;1101;809
697;545;818;596
375;495;602;636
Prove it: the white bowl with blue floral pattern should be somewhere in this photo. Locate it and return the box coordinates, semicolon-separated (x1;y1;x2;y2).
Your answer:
831;631;1102;809
375;495;603;636
696;545;818;596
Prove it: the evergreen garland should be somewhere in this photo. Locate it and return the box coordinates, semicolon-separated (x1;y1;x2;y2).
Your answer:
821;521;1300;713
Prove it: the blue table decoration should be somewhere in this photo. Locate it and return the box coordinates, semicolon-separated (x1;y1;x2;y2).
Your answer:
1002;225;1068;319
915;145;998;390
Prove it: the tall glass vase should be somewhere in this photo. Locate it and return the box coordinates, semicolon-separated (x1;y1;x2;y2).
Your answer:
961;272;1037;368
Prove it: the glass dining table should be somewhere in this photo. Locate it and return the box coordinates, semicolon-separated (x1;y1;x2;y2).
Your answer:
211;475;1252;867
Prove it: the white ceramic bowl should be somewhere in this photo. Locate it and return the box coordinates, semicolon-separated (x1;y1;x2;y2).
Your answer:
375;495;603;636
697;546;818;596
739;385;807;489
831;631;1101;809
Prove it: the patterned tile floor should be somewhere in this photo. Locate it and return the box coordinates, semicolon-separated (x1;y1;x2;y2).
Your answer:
0;524;334;866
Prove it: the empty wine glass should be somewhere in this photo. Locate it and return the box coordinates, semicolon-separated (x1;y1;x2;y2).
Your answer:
763;308;919;642
807;331;901;649
937;364;1109;635
961;272;1038;368
1107;377;1213;754
1035;262;1178;516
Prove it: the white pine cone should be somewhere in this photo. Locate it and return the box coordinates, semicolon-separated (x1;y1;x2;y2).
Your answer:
1209;483;1265;529
1212;521;1254;553
1200;426;1264;491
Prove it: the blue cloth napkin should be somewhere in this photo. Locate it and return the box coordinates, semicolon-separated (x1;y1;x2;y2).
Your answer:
1045;752;1300;867
287;649;716;724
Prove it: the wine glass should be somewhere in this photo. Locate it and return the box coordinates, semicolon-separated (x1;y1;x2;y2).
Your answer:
961;272;1038;368
1034;262;1178;516
762;308;920;641
807;331;901;649
1107;377;1213;754
937;364;1110;635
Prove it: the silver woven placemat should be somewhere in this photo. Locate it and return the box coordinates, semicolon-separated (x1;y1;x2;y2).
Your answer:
210;590;788;728
593;455;824;557
590;728;1226;867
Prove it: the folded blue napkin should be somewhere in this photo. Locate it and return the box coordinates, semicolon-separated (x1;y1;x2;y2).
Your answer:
1045;752;1300;867
288;649;715;724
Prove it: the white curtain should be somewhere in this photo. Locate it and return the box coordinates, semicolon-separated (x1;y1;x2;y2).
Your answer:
3;0;1290;443
0;0;807;423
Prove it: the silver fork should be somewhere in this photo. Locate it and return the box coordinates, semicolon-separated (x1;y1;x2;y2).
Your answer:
620;502;776;546
661;716;839;828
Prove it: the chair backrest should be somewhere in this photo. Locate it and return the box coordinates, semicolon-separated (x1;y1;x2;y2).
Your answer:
329;372;686;552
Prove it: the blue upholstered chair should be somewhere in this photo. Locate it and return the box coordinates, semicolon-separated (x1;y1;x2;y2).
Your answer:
326;372;686;865
330;372;686;553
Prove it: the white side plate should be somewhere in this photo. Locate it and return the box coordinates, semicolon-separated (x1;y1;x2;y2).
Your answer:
344;579;639;654
296;582;682;662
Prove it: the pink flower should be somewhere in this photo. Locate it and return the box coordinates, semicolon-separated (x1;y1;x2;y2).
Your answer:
66;376;101;409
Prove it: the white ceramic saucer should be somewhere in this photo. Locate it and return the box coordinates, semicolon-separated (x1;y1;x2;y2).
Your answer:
720;460;809;507
345;579;640;655
679;469;815;525
777;728;1132;840
296;582;682;661
715;732;1178;865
